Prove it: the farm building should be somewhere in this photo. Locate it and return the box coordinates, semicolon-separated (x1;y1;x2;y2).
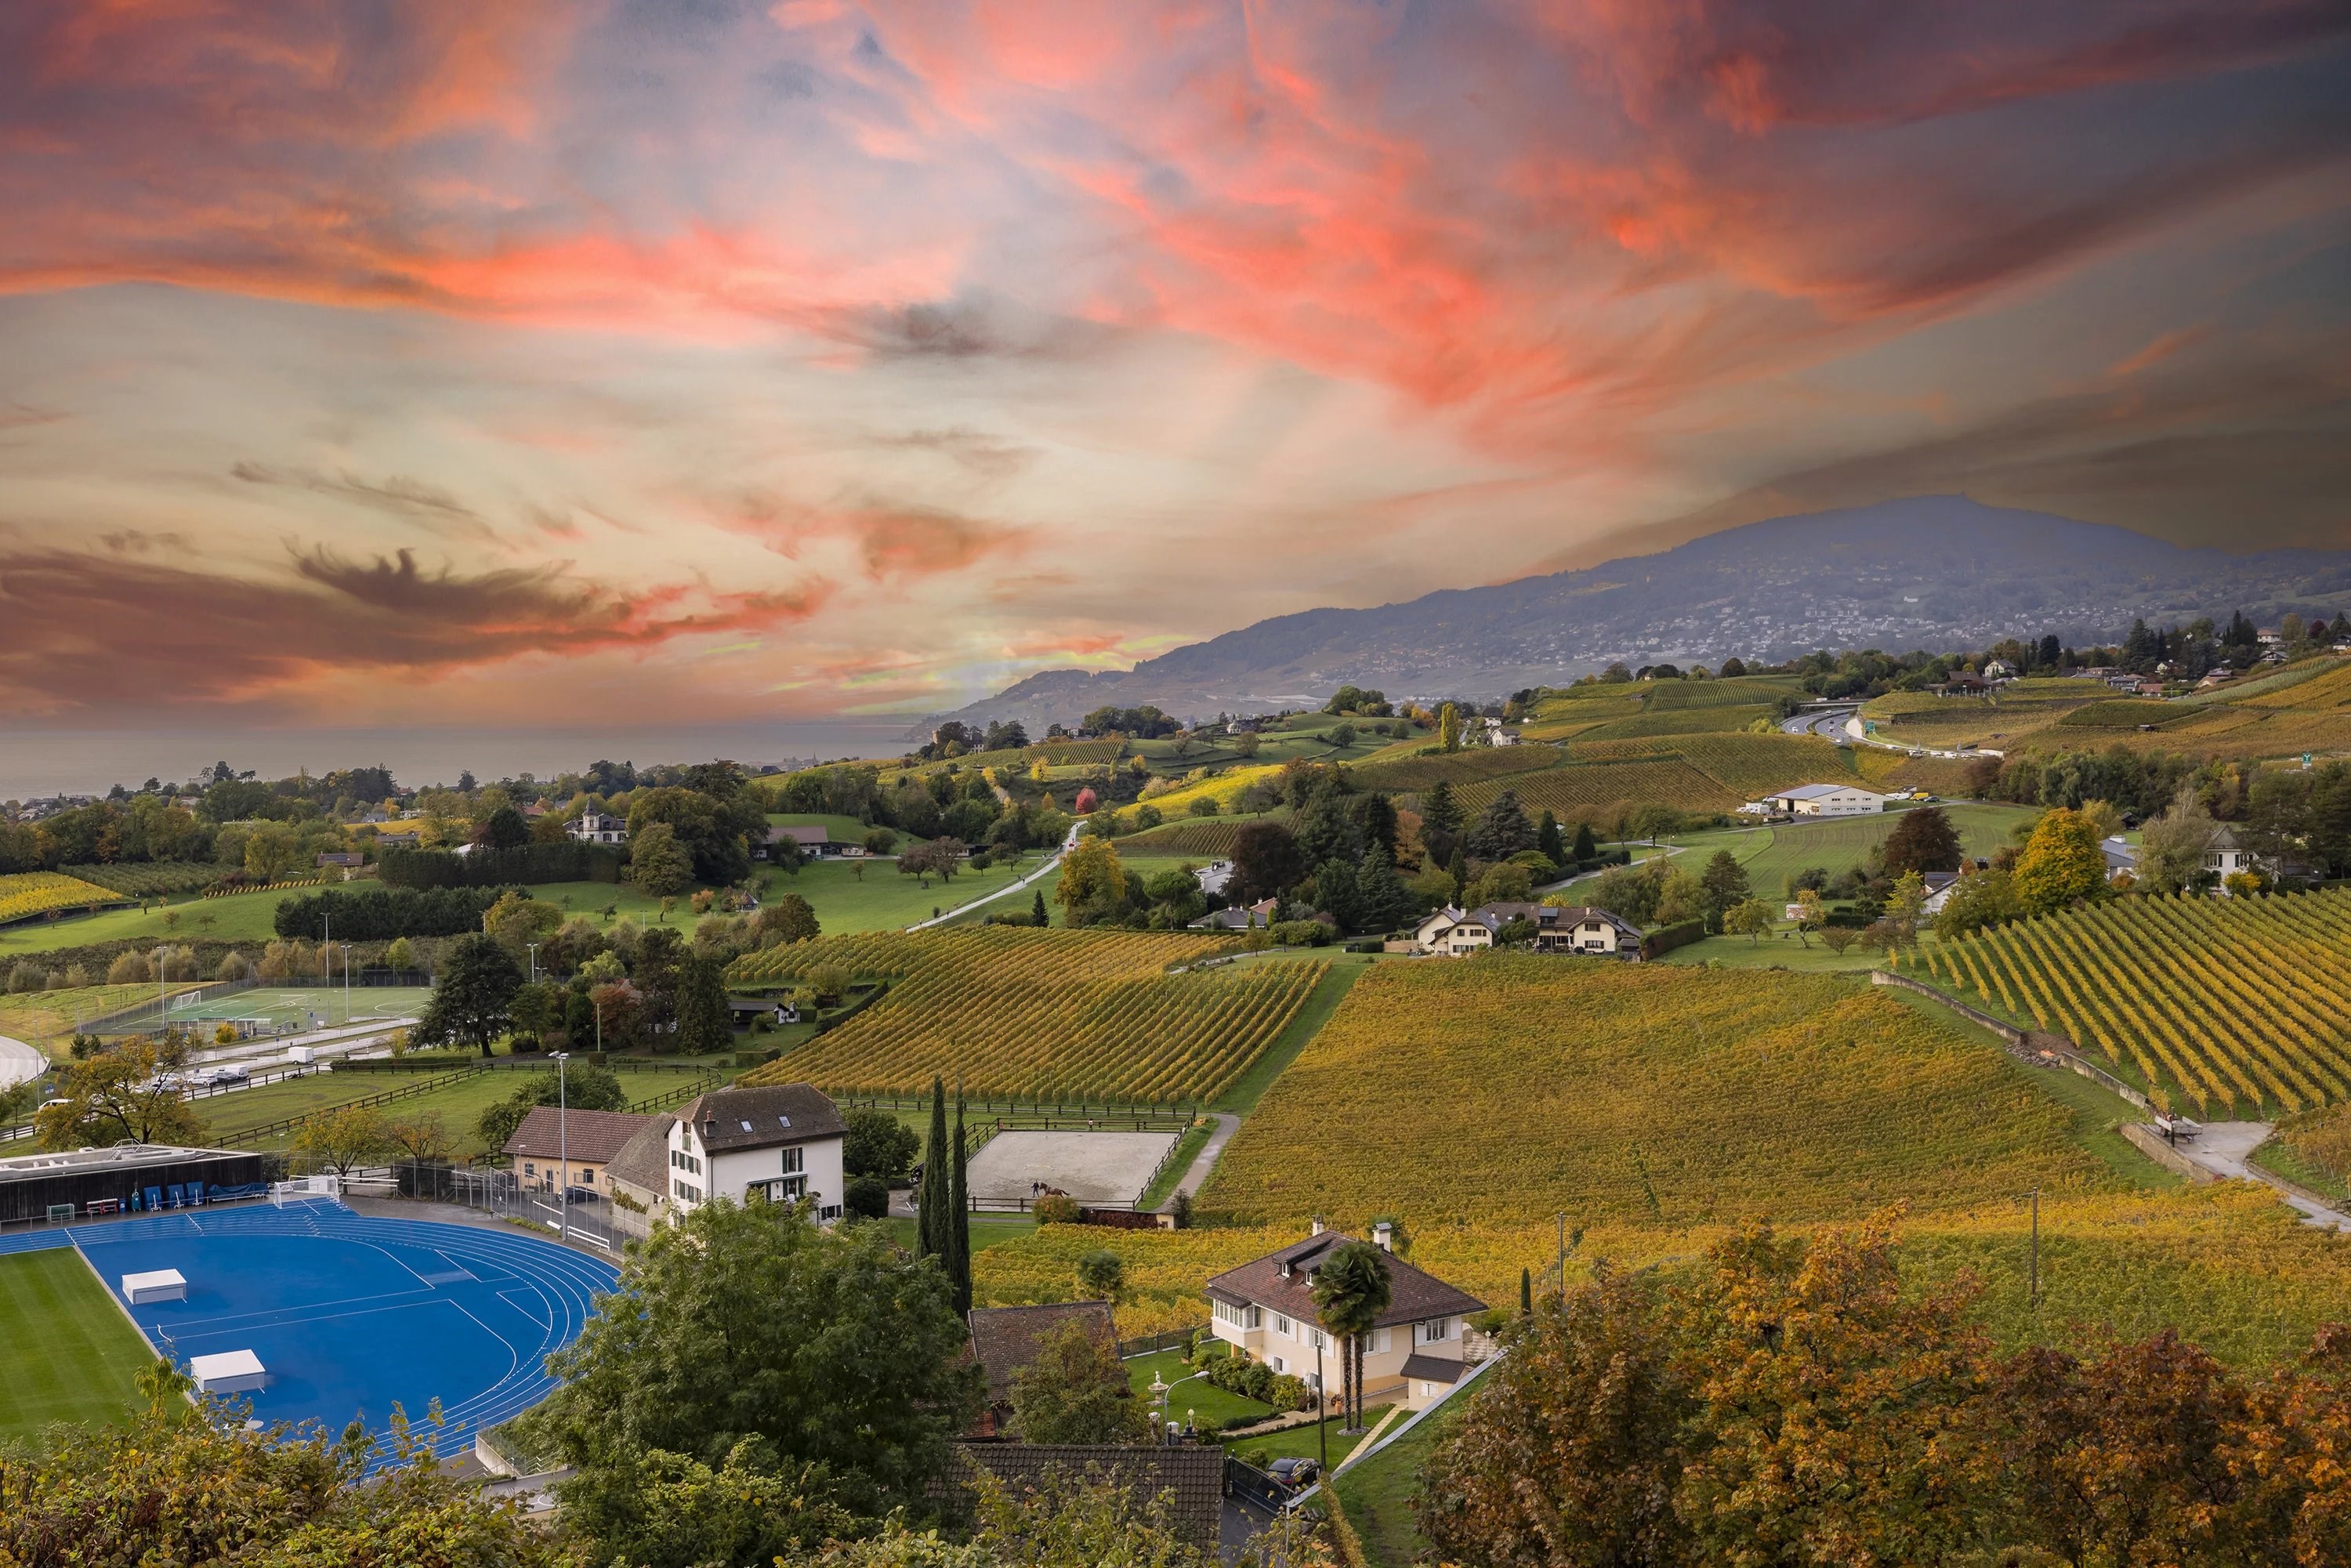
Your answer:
1751;783;1889;817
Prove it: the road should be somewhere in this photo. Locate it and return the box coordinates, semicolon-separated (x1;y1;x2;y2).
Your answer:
1160;1111;1241;1209
2171;1121;2351;1231
1780;702;2001;760
904;822;1084;932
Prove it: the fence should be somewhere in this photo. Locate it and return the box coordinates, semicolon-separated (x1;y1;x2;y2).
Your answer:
839;1092;1199;1122
335;1056;721;1077
208;1063;488;1149
1120;1326;1205;1360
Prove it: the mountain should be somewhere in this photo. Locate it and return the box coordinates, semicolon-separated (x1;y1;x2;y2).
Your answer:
931;497;2351;731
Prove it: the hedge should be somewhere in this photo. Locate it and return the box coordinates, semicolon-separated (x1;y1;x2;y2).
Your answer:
379;842;622;889
1640;918;1709;960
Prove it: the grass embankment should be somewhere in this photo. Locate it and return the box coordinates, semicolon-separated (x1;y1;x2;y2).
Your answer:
0;1249;154;1443
1331;1400;1464;1566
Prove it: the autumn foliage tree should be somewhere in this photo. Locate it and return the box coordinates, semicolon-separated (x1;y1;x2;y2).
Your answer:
1417;1210;2351;1567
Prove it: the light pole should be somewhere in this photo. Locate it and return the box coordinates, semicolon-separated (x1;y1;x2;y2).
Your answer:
527;943;539;987
1315;1338;1328;1476
552;1051;571;1244
341;943;352;1027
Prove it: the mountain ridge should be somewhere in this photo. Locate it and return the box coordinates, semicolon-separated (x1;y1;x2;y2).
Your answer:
933;496;2351;731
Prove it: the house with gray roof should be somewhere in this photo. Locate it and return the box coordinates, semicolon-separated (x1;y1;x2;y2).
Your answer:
665;1083;849;1223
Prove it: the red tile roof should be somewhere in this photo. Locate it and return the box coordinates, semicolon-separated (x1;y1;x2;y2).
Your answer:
1204;1231;1485;1330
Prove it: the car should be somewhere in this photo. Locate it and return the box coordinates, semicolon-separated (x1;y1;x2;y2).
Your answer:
1267;1457;1320;1487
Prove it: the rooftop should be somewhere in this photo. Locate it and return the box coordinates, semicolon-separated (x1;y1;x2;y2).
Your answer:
0;1144;253;1182
678;1083;846;1152
1205;1229;1486;1330
502;1106;654;1165
967;1300;1118;1404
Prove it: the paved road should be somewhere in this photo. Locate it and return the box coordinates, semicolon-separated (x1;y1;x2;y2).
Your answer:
2170;1121;2351;1230
904;823;1082;931
1161;1112;1241;1209
0;1034;46;1091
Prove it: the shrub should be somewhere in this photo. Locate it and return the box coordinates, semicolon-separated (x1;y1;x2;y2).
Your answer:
107;951;150;984
1270;920;1332;947
1034;1193;1081;1224
1076;1248;1125;1299
843;1175;889;1219
6;961;43;994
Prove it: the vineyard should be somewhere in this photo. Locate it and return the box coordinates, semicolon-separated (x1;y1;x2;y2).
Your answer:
1200;956;2114;1229
0;872;128;925
59;862;231;897
1110;764;1286;828
1454;757;1736;815
1116;818;1260;857
1907;888;2351;1115
731;927;1321;1101
1347;744;1563;791
1444;732;1851;817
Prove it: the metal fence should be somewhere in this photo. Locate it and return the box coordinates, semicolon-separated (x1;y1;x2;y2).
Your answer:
397;1162;626;1255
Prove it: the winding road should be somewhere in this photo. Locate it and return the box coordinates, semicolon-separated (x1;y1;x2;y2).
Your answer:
0;1034;45;1092
903;822;1085;932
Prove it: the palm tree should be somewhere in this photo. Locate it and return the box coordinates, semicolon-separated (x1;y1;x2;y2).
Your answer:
1312;1240;1393;1432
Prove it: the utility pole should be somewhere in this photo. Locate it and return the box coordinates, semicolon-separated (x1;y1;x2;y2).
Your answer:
1315;1335;1328;1477
342;943;351;1027
2027;1186;2041;1309
552;1051;571;1244
1556;1211;1566;1307
527;943;538;987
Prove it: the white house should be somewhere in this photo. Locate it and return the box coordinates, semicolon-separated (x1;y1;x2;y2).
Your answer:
2206;826;2255;887
1919;871;1962;915
1194;860;1235;897
663;1083;848;1223
1205;1223;1487;1412
1755;783;1888;817
1415;906;1497;956
570;810;629;846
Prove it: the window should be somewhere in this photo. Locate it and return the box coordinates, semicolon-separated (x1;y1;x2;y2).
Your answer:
1272;1356;1287;1374
672;1179;702;1203
781;1146;804;1175
1310;1328;1327;1352
1274;1314;1292;1337
523;1162;535;1177
1417;1318;1454;1344
580;1170;594;1184
1371;1328;1392;1354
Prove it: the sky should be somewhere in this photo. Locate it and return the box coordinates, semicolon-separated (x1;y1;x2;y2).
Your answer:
2;0;2348;737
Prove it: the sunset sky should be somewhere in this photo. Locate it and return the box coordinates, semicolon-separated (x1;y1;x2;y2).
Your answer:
3;1;2348;733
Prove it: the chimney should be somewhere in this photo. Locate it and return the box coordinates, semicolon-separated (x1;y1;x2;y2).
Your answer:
1373;1221;1393;1252
1309;1217;1324;1237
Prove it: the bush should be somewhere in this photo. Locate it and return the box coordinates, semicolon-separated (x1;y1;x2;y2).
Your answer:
1201;1355;1317;1412
1034;1193;1080;1224
842;1175;889;1219
1640;918;1709;959
106;951;150;984
1269;919;1333;947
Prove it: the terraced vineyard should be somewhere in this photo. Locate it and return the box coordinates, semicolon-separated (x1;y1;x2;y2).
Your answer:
1202;956;2113;1228
1456;756;1737;815
733;927;1318;1101
1116;817;1258;856
0;871;127;925
1911;888;2351;1114
1449;731;1850;817
1348;744;1563;791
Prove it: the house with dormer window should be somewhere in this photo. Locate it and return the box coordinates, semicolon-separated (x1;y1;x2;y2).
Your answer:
661;1083;848;1224
1204;1222;1486;1410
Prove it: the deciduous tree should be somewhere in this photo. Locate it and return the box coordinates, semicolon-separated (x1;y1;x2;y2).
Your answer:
1881;805;1962;876
411;932;523;1056
2014;807;2110;916
1009;1321;1151;1447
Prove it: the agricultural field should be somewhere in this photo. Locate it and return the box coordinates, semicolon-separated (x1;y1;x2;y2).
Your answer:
1666;802;2036;895
1862;678;2110;751
732;926;1320;1102
0;871;127;927
197;1061;717;1155
58;862;230;897
0;1248;154;1442
1347;744;1564;792
1849;748;1986;797
1907;887;2351;1115
1114;815;1282;858
1109;764;1288;828
1439;731;1853;820
1201;957;2117;1230
0;882;286;957
763;811;872;842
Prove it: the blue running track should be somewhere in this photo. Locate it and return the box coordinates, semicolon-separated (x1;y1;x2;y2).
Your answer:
0;1200;616;1461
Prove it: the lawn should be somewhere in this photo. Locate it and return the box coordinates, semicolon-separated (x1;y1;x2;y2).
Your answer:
0;885;292;957
1233;1403;1391;1469
879;1215;1038;1253
1124;1348;1272;1432
532;853;1042;937
1331;1399;1463;1566
197;1063;719;1154
0;1248;154;1443
1665;802;2036;899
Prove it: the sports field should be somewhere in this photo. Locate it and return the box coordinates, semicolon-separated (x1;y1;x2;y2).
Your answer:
95;984;435;1040
0;1200;615;1461
0;1246;156;1442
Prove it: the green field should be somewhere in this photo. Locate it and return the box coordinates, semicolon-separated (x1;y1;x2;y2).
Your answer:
1125;1348;1273;1432
198;1062;720;1154
0;884;293;957
0;1248;154;1443
534;853;1043;936
1331;1397;1465;1566
764;812;873;842
1665;802;2036;896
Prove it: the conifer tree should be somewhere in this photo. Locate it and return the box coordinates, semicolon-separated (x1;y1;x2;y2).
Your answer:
1572;820;1598;864
917;1076;948;1261
1537;809;1566;867
1031;888;1049;927
946;1092;973;1315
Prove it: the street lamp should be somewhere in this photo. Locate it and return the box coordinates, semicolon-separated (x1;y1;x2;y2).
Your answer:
551;1051;570;1244
527;942;539;987
341;943;352;1027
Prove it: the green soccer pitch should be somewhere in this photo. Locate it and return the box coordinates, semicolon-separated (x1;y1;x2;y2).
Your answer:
0;1248;154;1443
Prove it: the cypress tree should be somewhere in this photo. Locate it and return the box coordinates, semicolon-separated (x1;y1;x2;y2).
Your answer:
1537;809;1565;868
947;1091;973;1315
1520;1266;1533;1316
1031;888;1049;927
917;1076;948;1261
1571;820;1598;864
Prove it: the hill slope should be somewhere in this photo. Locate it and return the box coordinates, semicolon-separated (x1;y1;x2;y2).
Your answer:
935;497;2351;728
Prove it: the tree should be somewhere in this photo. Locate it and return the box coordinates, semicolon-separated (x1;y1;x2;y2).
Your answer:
0;1380;576;1568
484;890;563;965
292;1103;391;1176
752;892;820;947
2014;806;2110;915
385;934;418;971
411;933;523;1056
1031;888;1049;927
1312;1240;1392;1433
1885;868;1929;943
2138;787;2220;894
479;804;529;849
917;1077;949;1262
1725;897;1777;943
1076;1249;1125;1300
1571;820;1598;864
382;1111;456;1165
1009;1321;1151;1446
1536;809;1565;867
899;836;964;885
947;1093;973;1316
1229;820;1305;906
1438;702;1463;752
520;1197;982;1556
1353;842;1420;933
1421;779;1465;837
1053;836;1128;926
629;820;696;897
1933;866;2019;940
1467;790;1537;860
1697;849;1750;931
675;952;733;1056
34;1037;207;1150
1791;887;1824;945
843;1106;920;1179
1882;806;1963;877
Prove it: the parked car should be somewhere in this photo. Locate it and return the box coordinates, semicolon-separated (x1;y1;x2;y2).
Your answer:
1268;1457;1320;1488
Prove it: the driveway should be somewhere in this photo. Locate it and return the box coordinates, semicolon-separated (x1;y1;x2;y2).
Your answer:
904;822;1082;932
2172;1121;2351;1230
